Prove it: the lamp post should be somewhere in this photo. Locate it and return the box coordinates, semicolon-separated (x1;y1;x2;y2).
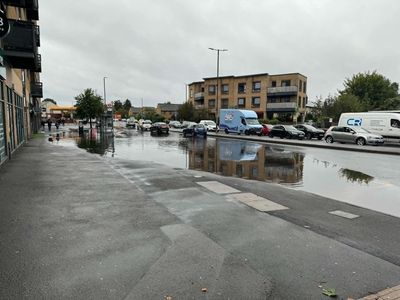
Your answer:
209;47;227;124
103;77;107;105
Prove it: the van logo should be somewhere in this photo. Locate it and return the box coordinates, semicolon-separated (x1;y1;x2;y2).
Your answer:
224;113;234;121
347;118;362;126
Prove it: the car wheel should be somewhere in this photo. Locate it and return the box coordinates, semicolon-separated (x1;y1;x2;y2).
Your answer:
268;133;273;138
356;137;366;146
306;132;312;140
285;133;291;139
245;130;250;135
183;132;187;137
224;128;229;134
325;136;334;143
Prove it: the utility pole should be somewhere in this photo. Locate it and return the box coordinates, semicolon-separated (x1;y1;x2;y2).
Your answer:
209;47;228;124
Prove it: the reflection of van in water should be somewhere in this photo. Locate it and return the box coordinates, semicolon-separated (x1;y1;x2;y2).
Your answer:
219;140;261;161
338;112;400;139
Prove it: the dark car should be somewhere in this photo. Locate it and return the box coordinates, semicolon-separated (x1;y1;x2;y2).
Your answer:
269;125;305;140
182;123;207;138
294;124;325;140
258;124;273;136
150;122;169;135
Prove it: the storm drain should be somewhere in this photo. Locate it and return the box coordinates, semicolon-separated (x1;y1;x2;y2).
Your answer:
231;193;289;212
197;181;241;194
329;210;360;219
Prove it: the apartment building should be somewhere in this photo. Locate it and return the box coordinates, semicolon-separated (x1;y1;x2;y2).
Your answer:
156;103;181;120
0;0;42;165
188;72;307;123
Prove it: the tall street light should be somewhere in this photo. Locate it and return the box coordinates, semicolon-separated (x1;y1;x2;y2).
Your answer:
103;77;107;105
209;47;228;124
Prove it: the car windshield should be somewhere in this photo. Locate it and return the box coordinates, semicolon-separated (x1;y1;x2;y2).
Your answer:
245;118;260;125
205;121;216;125
303;124;317;130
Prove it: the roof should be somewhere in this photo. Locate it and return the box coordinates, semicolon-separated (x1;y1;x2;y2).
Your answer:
191;72;307;83
48;105;76;111
157;103;181;111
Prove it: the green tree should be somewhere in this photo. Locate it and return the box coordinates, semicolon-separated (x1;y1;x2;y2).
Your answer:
177;102;195;121
379;96;400;110
340;71;399;110
123;99;132;111
113;100;123;111
75;88;104;128
331;94;366;121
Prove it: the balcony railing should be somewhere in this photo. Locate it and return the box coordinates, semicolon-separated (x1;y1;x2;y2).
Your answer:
2;20;41;72
30;81;42;98
266;102;297;112
194;92;204;100
267;86;298;96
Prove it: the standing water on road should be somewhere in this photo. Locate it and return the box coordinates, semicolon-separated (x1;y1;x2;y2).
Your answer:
57;130;400;217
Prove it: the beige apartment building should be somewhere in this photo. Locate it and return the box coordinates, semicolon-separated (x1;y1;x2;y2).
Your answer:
0;0;42;164
188;72;307;123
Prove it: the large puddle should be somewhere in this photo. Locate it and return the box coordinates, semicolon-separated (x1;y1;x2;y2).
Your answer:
53;128;400;218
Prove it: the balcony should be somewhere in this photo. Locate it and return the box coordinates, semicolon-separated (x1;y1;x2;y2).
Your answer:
266;102;297;112
2;0;27;7
2;20;41;72
30;81;42;98
267;86;298;96
194;92;204;100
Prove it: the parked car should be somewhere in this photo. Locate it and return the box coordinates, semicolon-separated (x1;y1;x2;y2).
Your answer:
181;121;195;128
169;121;182;128
150;122;169;135
269;125;305;140
182;123;207;138
294;124;325;140
126;119;137;129
199;120;218;132
139;120;152;131
324;126;384;146
258;124;273;136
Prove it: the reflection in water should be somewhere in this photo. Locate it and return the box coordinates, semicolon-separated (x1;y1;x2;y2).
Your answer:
76;129;115;156
183;138;304;185
339;168;374;185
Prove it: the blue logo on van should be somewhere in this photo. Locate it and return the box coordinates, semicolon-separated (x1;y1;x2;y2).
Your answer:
347;118;362;126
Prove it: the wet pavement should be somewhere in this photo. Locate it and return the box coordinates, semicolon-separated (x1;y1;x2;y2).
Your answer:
55;128;400;218
1;134;399;299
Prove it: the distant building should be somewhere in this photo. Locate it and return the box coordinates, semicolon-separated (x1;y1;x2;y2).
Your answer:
0;1;42;165
156;103;181;120
129;106;155;119
48;106;76;122
188;73;308;122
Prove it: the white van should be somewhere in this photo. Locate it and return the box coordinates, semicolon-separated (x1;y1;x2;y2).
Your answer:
338;112;400;139
219;109;262;135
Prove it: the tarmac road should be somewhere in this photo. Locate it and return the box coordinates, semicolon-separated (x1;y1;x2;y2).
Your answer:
0;137;399;299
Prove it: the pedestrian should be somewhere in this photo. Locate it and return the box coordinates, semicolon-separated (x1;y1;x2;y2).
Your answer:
61;117;65;126
55;120;60;130
47;119;52;131
41;120;45;130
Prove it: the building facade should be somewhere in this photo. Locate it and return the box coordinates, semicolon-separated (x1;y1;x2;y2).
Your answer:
0;0;42;165
156;103;181;120
188;73;307;123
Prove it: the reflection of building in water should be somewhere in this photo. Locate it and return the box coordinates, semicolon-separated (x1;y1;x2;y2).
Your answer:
264;147;304;184
186;139;304;185
76;129;114;156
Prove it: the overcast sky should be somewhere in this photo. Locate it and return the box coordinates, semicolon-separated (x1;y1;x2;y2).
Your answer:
40;0;400;107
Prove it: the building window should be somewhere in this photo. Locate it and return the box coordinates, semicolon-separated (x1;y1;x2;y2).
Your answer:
222;84;229;94
303;81;307;93
238;83;246;93
237;97;246;108
298;96;301;107
221;98;229;108
299;80;302;92
271;81;277;87
252;81;261;92
281;80;291;87
190;89;193;97
252;97;260;107
208;99;215;108
208;85;216;95
303;97;306;108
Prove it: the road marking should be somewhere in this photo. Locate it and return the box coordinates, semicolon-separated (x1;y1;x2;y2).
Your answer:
329;210;359;219
196;181;241;194
231;193;289;212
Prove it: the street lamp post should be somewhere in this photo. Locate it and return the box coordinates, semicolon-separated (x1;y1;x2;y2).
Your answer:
209;47;227;124
103;77;107;105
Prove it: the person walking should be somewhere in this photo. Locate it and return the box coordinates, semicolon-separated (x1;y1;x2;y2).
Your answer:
47;119;52;131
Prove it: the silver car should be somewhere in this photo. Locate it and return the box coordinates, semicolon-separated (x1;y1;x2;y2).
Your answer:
324;126;384;146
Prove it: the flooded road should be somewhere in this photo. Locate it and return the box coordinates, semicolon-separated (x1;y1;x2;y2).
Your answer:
56;129;400;217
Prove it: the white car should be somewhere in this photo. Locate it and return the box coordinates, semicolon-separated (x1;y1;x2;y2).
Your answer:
199;120;218;132
139;120;152;131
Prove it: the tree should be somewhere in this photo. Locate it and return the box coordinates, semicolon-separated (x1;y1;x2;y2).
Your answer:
113;100;123;111
340;71;399;110
123;99;132;111
331;94;366;121
379;96;400;110
177;102;195;121
75;88;104;128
